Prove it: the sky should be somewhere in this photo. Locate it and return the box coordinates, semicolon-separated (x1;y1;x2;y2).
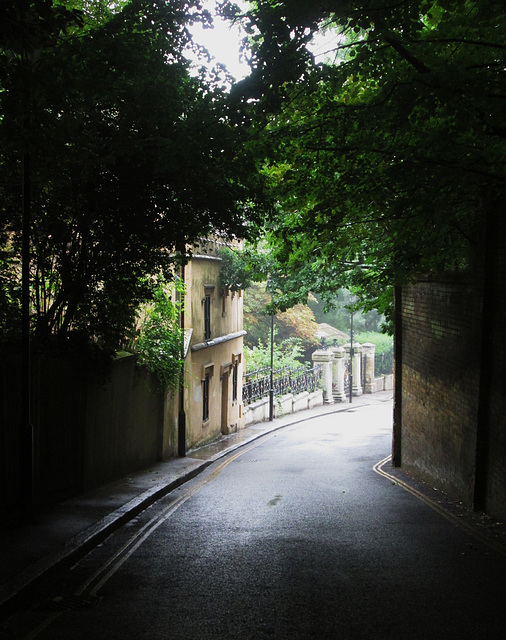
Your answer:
189;1;339;82
189;1;250;81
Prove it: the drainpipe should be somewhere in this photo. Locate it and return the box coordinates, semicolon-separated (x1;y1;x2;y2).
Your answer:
392;285;403;467
21;151;34;517
178;255;186;457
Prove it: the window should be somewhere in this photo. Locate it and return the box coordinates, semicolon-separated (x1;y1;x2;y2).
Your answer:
232;359;238;403
203;371;210;422
202;363;214;423
203;285;214;341
232;353;241;404
204;294;211;340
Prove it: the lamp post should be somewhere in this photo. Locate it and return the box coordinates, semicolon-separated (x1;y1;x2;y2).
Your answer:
349;308;354;403
269;312;274;421
20;45;39;519
266;276;276;422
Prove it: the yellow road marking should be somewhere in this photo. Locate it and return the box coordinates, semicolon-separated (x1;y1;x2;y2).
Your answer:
373;455;506;557
24;435;276;639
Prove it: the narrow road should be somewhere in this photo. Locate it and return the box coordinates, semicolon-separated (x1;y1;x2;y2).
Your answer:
7;400;506;639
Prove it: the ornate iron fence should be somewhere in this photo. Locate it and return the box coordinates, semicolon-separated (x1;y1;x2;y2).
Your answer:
242;366;271;406
375;350;393;376
243;365;321;406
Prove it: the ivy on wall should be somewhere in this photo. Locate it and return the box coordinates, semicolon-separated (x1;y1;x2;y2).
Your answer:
132;281;185;390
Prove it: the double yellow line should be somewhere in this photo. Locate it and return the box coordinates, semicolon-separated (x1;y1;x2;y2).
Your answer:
373;455;506;558
25;435;274;639
84;435;275;597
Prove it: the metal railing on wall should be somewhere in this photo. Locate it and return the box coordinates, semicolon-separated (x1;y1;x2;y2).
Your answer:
243;365;321;406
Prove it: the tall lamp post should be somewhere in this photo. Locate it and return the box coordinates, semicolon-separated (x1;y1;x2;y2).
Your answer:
269;312;274;421
349;307;354;404
20;44;38;519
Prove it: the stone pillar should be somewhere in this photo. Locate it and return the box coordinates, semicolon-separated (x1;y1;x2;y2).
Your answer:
330;345;347;402
353;344;363;396
344;343;363;397
312;348;334;404
361;342;376;394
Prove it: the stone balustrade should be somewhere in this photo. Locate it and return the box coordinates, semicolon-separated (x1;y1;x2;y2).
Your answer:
312;340;384;404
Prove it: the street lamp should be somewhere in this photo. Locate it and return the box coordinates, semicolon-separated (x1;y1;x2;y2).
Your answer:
269;312;274;421
349;307;354;404
266;277;276;422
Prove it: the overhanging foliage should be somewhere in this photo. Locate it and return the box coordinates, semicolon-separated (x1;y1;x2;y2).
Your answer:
234;0;506;320
0;0;267;349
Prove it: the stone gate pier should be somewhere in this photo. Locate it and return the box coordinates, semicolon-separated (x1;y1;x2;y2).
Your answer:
311;341;392;403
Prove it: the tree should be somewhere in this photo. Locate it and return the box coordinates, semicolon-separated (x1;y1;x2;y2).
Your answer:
308;290;385;335
243;281;271;348
217;246;255;294
233;0;506;320
243;281;318;363
277;304;319;344
244;326;305;373
276;304;319;361
0;0;266;349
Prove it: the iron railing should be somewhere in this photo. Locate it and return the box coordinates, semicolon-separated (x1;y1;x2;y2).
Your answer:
242;365;321;406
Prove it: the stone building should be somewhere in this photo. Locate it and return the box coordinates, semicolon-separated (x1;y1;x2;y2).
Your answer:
178;239;245;452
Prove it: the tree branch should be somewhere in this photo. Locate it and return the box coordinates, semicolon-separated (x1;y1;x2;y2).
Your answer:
383;34;431;74
415;37;506;50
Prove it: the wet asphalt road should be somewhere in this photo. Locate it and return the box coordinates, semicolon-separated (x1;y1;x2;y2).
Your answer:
6;400;506;639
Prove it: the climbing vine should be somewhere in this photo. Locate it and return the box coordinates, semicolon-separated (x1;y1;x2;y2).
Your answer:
133;281;185;390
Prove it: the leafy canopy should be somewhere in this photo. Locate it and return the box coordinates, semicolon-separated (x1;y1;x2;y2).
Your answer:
234;0;506;320
0;0;267;349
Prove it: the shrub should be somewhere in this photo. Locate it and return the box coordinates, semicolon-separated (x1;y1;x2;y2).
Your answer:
244;330;305;373
132;281;185;390
355;331;393;376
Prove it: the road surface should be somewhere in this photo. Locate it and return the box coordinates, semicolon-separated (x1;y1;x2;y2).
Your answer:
5;399;506;639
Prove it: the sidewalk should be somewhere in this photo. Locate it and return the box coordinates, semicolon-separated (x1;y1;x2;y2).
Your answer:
0;392;392;617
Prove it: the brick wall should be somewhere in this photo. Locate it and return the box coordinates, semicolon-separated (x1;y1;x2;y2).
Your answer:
400;205;506;520
481;207;506;518
401;277;483;506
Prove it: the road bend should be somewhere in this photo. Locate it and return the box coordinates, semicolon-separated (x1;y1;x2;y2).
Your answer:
4;399;506;639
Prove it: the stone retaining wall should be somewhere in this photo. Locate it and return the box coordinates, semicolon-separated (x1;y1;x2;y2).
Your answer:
244;389;324;426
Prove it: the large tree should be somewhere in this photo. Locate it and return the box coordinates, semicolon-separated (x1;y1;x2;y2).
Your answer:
0;0;265;348
231;0;506;320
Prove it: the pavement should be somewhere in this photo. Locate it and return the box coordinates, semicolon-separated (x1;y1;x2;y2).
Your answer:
2;389;504;620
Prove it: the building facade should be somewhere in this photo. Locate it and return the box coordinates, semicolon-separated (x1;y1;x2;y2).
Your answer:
180;239;245;451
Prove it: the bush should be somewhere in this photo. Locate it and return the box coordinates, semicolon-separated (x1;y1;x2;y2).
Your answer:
355;331;393;376
244;331;305;373
132;282;185;390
